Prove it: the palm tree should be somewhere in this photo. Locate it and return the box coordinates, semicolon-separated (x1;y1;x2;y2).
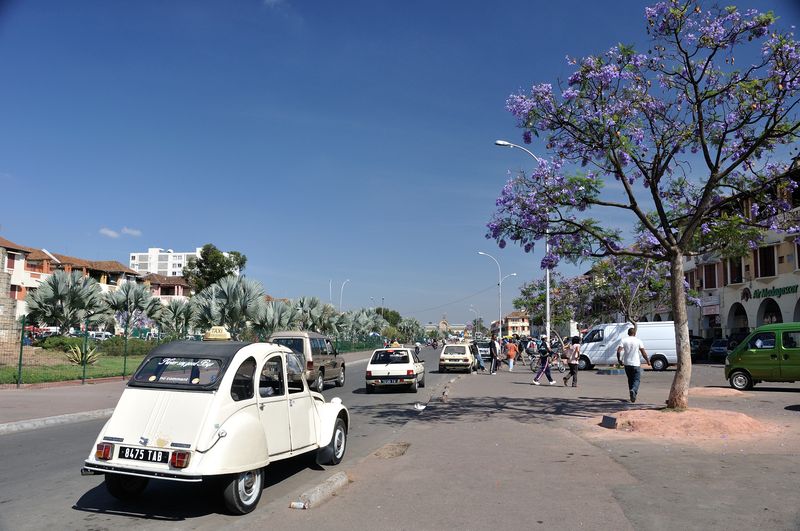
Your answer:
295;296;323;331
158;299;195;339
398;317;422;342
25;270;107;334
251;299;299;340
317;303;341;336
104;282;163;337
192;275;263;340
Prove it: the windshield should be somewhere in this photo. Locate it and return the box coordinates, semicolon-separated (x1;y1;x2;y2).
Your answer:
476;342;490;349
371;350;410;364
133;356;223;388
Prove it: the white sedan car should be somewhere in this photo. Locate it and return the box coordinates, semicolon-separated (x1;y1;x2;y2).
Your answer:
365;348;425;393
438;343;475;373
81;329;349;515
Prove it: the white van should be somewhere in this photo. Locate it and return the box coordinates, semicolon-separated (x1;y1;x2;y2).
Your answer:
579;321;677;371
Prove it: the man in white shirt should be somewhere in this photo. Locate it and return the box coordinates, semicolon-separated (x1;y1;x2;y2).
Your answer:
616;327;650;403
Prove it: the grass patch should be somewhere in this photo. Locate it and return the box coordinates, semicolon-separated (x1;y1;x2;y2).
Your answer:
0;354;147;384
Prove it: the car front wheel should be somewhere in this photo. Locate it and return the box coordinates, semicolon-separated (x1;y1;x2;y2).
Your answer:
105;473;149;500
320;418;347;465
223;468;263;515
729;370;753;391
578;356;592;371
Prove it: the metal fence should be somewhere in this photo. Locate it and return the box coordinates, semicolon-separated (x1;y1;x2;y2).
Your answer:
1;329;385;388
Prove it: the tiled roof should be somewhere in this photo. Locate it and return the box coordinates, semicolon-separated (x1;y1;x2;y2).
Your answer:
89;261;138;275
506;311;529;319
142;273;191;287
0;236;33;253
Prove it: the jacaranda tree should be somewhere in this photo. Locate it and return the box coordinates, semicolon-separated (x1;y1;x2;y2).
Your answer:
489;1;800;408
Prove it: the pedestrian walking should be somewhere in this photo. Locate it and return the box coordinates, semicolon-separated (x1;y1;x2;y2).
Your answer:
563;336;580;387
531;335;556;385
470;341;486;372
505;339;518;372
489;333;501;374
616;327;650;403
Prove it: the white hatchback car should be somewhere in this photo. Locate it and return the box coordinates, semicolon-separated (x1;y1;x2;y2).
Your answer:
365;348;425;393
81;333;349;515
438;343;475;373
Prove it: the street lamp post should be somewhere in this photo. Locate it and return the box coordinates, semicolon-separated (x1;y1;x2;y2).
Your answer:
478;251;505;337
468;307;478;338
494;139;551;344
500;273;517;336
339;279;350;312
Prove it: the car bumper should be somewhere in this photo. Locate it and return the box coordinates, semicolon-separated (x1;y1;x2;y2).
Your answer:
83;461;203;482
365;376;417;387
439;361;472;370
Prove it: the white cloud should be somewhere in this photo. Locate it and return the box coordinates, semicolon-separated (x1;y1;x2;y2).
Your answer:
99;228;120;238
121;227;142;237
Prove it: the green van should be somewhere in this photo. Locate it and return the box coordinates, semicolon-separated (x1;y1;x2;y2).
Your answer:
725;323;800;390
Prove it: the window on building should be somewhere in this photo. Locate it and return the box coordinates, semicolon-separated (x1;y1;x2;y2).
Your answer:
138;254;148;261
726;258;743;284
754;246;777;278
703;264;717;289
6;254;15;270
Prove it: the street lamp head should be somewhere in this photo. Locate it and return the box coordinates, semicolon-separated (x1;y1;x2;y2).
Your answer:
494;140;513;147
477;251;487;256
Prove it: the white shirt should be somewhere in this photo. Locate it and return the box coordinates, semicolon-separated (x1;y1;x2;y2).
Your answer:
618;336;645;366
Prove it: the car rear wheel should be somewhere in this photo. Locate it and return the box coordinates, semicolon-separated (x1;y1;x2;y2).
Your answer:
223;468;263;515
729;370;753;391
650;356;668;371
409;377;418;393
335;366;345;387
105;473;149;500
419;374;425;388
314;371;324;392
366;384;374;394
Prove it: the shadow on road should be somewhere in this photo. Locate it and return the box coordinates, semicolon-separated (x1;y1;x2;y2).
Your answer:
347;395;659;428
72;454;320;521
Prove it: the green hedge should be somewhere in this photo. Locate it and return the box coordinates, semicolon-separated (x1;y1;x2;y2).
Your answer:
36;336;84;352
98;337;155;357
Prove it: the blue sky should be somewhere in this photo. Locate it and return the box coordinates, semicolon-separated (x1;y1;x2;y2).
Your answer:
2;0;798;326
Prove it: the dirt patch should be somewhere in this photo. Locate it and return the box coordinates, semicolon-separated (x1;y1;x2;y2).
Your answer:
374;442;410;459
589;408;781;446
688;387;744;398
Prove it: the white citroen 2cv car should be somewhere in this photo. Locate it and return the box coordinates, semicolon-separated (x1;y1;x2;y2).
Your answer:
81;331;349;514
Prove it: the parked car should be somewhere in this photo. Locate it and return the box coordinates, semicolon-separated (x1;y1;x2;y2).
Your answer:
89;331;113;341
726;323;800;390
708;338;731;362
579;322;676;371
438;343;475;373
267;330;345;391
365;347;425;393
81;327;350;515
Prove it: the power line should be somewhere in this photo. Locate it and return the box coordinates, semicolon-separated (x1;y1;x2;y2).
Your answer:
406;284;498;317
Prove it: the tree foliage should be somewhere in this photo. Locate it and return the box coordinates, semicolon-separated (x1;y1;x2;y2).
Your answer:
375;307;401;327
25;270;108;333
105;282;163;336
182;244;247;292
490;0;800;408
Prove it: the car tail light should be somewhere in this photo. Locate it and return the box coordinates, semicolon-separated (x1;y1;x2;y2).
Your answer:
170;450;191;469
96;442;114;460
407;369;414;376
366;370;372;377
306;360;314;371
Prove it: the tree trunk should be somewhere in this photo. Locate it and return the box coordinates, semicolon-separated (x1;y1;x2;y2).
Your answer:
667;252;692;409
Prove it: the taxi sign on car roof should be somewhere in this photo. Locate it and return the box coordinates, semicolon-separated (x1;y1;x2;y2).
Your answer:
203;326;231;341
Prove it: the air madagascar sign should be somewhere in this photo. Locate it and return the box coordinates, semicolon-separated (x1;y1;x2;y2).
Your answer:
752;285;799;299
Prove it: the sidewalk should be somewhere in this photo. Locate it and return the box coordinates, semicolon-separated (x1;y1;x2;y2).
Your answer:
263;367;800;531
0;349;374;434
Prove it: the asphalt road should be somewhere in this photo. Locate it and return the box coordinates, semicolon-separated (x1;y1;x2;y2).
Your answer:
0;346;456;531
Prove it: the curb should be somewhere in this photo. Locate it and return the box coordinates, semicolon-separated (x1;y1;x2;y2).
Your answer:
0;408;114;435
291;472;350;509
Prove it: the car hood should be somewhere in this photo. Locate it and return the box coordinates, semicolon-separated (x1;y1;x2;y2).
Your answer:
101;388;215;449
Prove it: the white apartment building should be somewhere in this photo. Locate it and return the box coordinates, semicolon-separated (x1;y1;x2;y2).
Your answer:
128;248;201;277
129;247;240;277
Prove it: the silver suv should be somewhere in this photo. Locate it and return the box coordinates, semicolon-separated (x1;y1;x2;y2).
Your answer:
267;331;345;391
